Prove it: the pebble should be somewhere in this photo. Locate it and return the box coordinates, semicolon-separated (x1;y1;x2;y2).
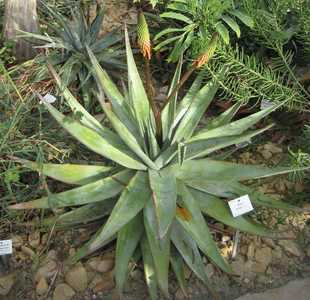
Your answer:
88;258;114;273
247;243;255;260
93;272;115;293
11;235;23;249
35;260;58;282
53;283;75;300
205;264;215;278
36;277;49;295
65;263;88;292
0;272;15;296
278;240;303;257
21;246;35;259
28;231;41;248
255;247;272;265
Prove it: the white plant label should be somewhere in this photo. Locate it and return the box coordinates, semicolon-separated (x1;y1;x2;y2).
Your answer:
228;195;254;218
43;93;57;104
260;99;273;110
0;240;12;255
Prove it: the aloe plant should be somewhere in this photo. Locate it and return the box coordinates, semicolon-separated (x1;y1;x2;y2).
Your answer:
20;3;125;108
10;28;308;299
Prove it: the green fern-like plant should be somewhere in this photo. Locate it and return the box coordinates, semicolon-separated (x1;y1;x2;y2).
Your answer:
10;29;309;299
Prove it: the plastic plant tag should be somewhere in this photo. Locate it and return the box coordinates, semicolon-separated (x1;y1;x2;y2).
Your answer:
260;99;273;110
228;195;254;218
0;240;12;255
42;93;57;104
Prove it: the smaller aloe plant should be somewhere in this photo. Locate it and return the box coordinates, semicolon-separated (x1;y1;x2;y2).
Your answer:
10;18;309;300
20;3;125;108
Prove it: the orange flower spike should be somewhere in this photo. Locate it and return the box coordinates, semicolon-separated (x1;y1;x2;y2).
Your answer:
137;11;152;60
193;32;219;68
176;206;192;221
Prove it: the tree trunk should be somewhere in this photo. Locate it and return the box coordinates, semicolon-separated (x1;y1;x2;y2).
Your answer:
3;0;38;61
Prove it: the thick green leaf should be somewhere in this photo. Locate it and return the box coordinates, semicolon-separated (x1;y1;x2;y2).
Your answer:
160;12;193;24
161;54;183;142
144;199;170;298
115;214;144;293
170;251;187;296
154;26;191;41
125;28;151;135
47;64;104;133
141;236;158;300
229;10;254;28
177;183;232;273
13;157;112;185
174;158;307;182
231;182;303;211
184;125;273;160
9;170;134;209
172;74;221;143
72;171;150;260
171;222;208;283
43;102;146;170
168;30;194;62
42;201;115;228
204;101;243;130
103;105;159;170
216;22;230;44
190;188;277;237
86;47;143;145
89;6;105;43
184;179;236;198
148;168;177;239
222;15;241;38
191;101;283;142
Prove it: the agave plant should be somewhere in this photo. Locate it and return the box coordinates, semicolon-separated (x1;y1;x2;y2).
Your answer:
155;0;254;62
10;28;308;299
21;3;125;108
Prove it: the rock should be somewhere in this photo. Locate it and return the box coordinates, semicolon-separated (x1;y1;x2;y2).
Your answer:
205;264;214;278
261;149;273;160
35;260;58;282
306;245;310;257
21;246;35;258
272;246;283;260
88;258;114;273
36;277;48;295
93;272;115;293
184;265;192;279
262;238;276;249
28;231;40;248
11;235;23;249
264;143;282;154
175;288;186;300
65;263;88;292
231;257;245;277
0;272;15;296
278;240;303;257
53;283;75;300
247;242;255;260
130;269;143;281
222;235;231;243
235;278;310;300
253;247;272;273
253;262;268;274
255;247;272;265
